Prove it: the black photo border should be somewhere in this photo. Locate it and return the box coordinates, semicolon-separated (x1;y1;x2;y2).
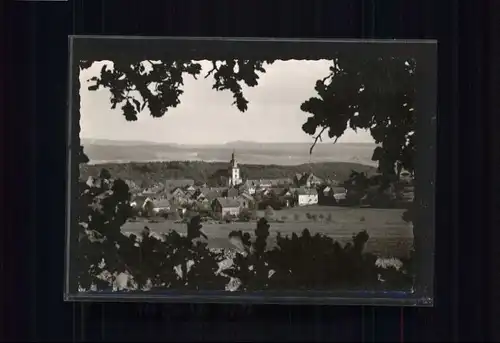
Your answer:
64;36;437;307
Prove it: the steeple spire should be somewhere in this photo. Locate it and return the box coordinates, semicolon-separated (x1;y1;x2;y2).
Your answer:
228;150;241;187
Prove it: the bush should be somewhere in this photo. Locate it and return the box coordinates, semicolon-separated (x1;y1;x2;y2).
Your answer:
157;210;169;219
238;209;252;222
293;213;301;221
326;213;333;222
223;213;234;223
264;206;275;221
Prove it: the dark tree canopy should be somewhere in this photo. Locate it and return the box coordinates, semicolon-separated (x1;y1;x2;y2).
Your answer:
80;56;416;179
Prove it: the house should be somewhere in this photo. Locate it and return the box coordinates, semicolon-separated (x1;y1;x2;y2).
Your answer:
323;186;347;201
242;180;258;195
240;192;255;204
295;187;319;206
185;184;196;192
192;189;207;201
164;179;195;191
222;187;239;198
142;183;165;194
294;172;323;188
280;188;294;198
204;188;225;201
152;198;171;213
247;179;273;189
277;188;295;207
212;197;241;217
303;173;324;187
130;196;156;215
170;187;190;205
171;187;186;198
236;194;255;209
258;179;273;188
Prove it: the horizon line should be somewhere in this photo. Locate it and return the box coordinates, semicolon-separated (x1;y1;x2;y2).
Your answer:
86;159;377;168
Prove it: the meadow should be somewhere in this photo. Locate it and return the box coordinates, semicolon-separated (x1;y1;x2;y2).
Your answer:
121;206;413;258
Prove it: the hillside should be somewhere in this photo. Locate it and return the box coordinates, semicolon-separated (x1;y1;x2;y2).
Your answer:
82;140;378;167
79;160;378;187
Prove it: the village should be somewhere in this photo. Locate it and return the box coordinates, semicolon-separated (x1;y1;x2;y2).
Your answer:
84;151;415;225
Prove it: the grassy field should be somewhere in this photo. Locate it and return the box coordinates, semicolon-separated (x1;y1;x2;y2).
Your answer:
121;205;413;258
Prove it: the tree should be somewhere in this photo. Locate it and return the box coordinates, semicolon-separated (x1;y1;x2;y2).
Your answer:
264;206;275;221
187;215;208;240
99;168;112;180
238;208;252;222
142;200;155;217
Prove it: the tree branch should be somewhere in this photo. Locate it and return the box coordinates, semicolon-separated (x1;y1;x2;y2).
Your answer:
309;127;327;155
204;61;219;79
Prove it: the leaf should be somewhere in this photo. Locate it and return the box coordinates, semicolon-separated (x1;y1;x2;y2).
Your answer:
88;85;99;91
301;117;318;135
132;99;141;113
371;146;384;161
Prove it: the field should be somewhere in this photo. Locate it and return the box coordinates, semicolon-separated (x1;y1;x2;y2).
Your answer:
121;206;413;258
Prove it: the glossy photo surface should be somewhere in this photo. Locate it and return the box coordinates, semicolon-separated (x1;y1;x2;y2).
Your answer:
65;37;436;306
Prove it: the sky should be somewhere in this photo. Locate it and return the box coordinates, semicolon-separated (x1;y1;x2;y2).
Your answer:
79;60;374;145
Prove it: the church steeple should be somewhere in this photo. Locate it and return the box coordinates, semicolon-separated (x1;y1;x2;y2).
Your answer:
230;149;237;168
228;150;241;187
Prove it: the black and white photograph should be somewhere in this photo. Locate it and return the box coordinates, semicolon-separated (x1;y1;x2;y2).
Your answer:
66;38;436;304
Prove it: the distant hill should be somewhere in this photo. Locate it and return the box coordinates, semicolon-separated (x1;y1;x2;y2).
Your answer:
81;138;164;146
79;160;378;188
81;139;378;167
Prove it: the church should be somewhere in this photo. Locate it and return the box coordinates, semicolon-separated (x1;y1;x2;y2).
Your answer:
228;150;242;187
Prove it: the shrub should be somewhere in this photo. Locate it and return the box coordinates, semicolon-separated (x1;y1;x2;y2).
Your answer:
326;213;333;222
264;206;275;221
293;213;301;221
238;208;252;222
223;213;234;223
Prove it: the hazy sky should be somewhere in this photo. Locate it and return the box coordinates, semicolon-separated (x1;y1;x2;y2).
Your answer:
79;60;374;144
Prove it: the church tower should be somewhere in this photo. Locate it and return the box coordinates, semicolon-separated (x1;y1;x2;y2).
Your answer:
228;150;242;187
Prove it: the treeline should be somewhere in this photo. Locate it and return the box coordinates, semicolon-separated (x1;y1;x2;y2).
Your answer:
79;161;376;186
